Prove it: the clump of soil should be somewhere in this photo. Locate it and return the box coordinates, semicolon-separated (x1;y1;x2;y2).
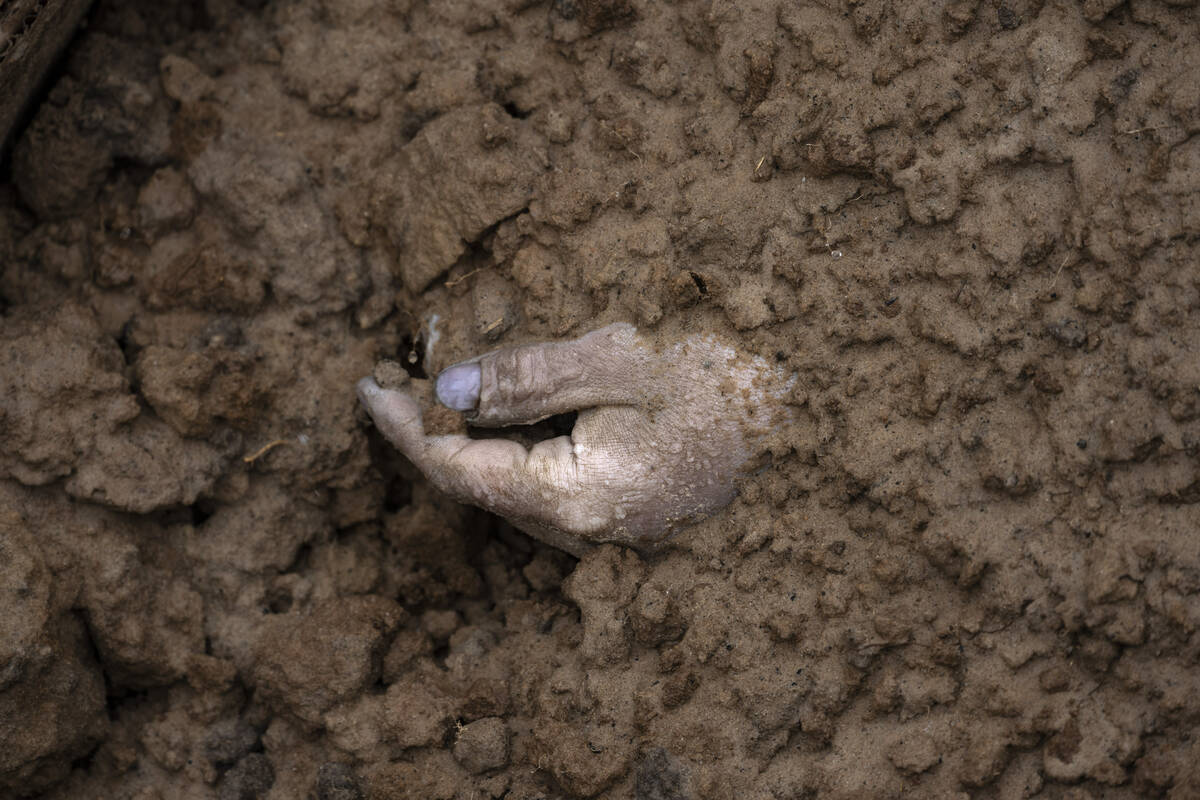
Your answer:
1;0;1199;798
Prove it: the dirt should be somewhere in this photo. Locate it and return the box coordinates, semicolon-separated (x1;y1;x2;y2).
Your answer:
0;0;1198;798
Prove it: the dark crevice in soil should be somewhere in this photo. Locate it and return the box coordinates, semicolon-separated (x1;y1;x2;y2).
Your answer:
68;740;104;777
501;101;530;120
284;542;313;577
398;331;427;379
382;474;413;512
395;108;436;144
108;156;157;194
188;499;215;526
114;319;136;365
264;583;295;615
431;641;451;669
433;204;531;292
102;680;151;724
1159;480;1200;505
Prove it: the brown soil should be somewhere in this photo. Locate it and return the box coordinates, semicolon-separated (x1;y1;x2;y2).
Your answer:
2;0;1199;798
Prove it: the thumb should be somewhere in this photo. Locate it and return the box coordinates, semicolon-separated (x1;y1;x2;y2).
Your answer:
435;323;650;427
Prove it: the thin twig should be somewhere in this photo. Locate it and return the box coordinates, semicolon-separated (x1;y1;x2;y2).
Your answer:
1121;125;1166;135
445;268;483;288
1047;254;1071;291
243;439;289;464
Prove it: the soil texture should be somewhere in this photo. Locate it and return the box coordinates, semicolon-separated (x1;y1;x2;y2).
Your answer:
1;0;1199;798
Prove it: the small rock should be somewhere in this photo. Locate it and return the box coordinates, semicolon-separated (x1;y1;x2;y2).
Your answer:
888;731;941;775
635;748;688;800
159;54;216;106
136;167;196;234
373;360;410;390
1047;318;1087;348
420;609;461;642
382;679;453;749
1038;664;1073;693
217;753;274;800
316;762;363;800
542;108;574;143
453;717;510;774
203;719;259;767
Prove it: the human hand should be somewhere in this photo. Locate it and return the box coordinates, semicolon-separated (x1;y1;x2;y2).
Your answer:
357;323;793;556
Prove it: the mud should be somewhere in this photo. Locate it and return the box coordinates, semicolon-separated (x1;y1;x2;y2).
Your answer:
1;0;1198;798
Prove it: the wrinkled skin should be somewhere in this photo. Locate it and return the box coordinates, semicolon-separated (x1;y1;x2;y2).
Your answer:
357;323;794;556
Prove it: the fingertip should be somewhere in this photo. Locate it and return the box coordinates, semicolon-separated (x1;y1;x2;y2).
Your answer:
357;376;407;418
357;376;381;406
356;377;425;450
436;363;481;411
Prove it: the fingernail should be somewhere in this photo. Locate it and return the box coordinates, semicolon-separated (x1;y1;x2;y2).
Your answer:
436;363;480;411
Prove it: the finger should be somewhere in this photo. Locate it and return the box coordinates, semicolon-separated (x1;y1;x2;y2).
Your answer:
357;377;424;451
359;378;601;550
360;377;528;492
435;322;649;427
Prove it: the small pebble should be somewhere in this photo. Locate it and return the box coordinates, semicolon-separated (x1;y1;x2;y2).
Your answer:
373;360;410;390
453;717;510;773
